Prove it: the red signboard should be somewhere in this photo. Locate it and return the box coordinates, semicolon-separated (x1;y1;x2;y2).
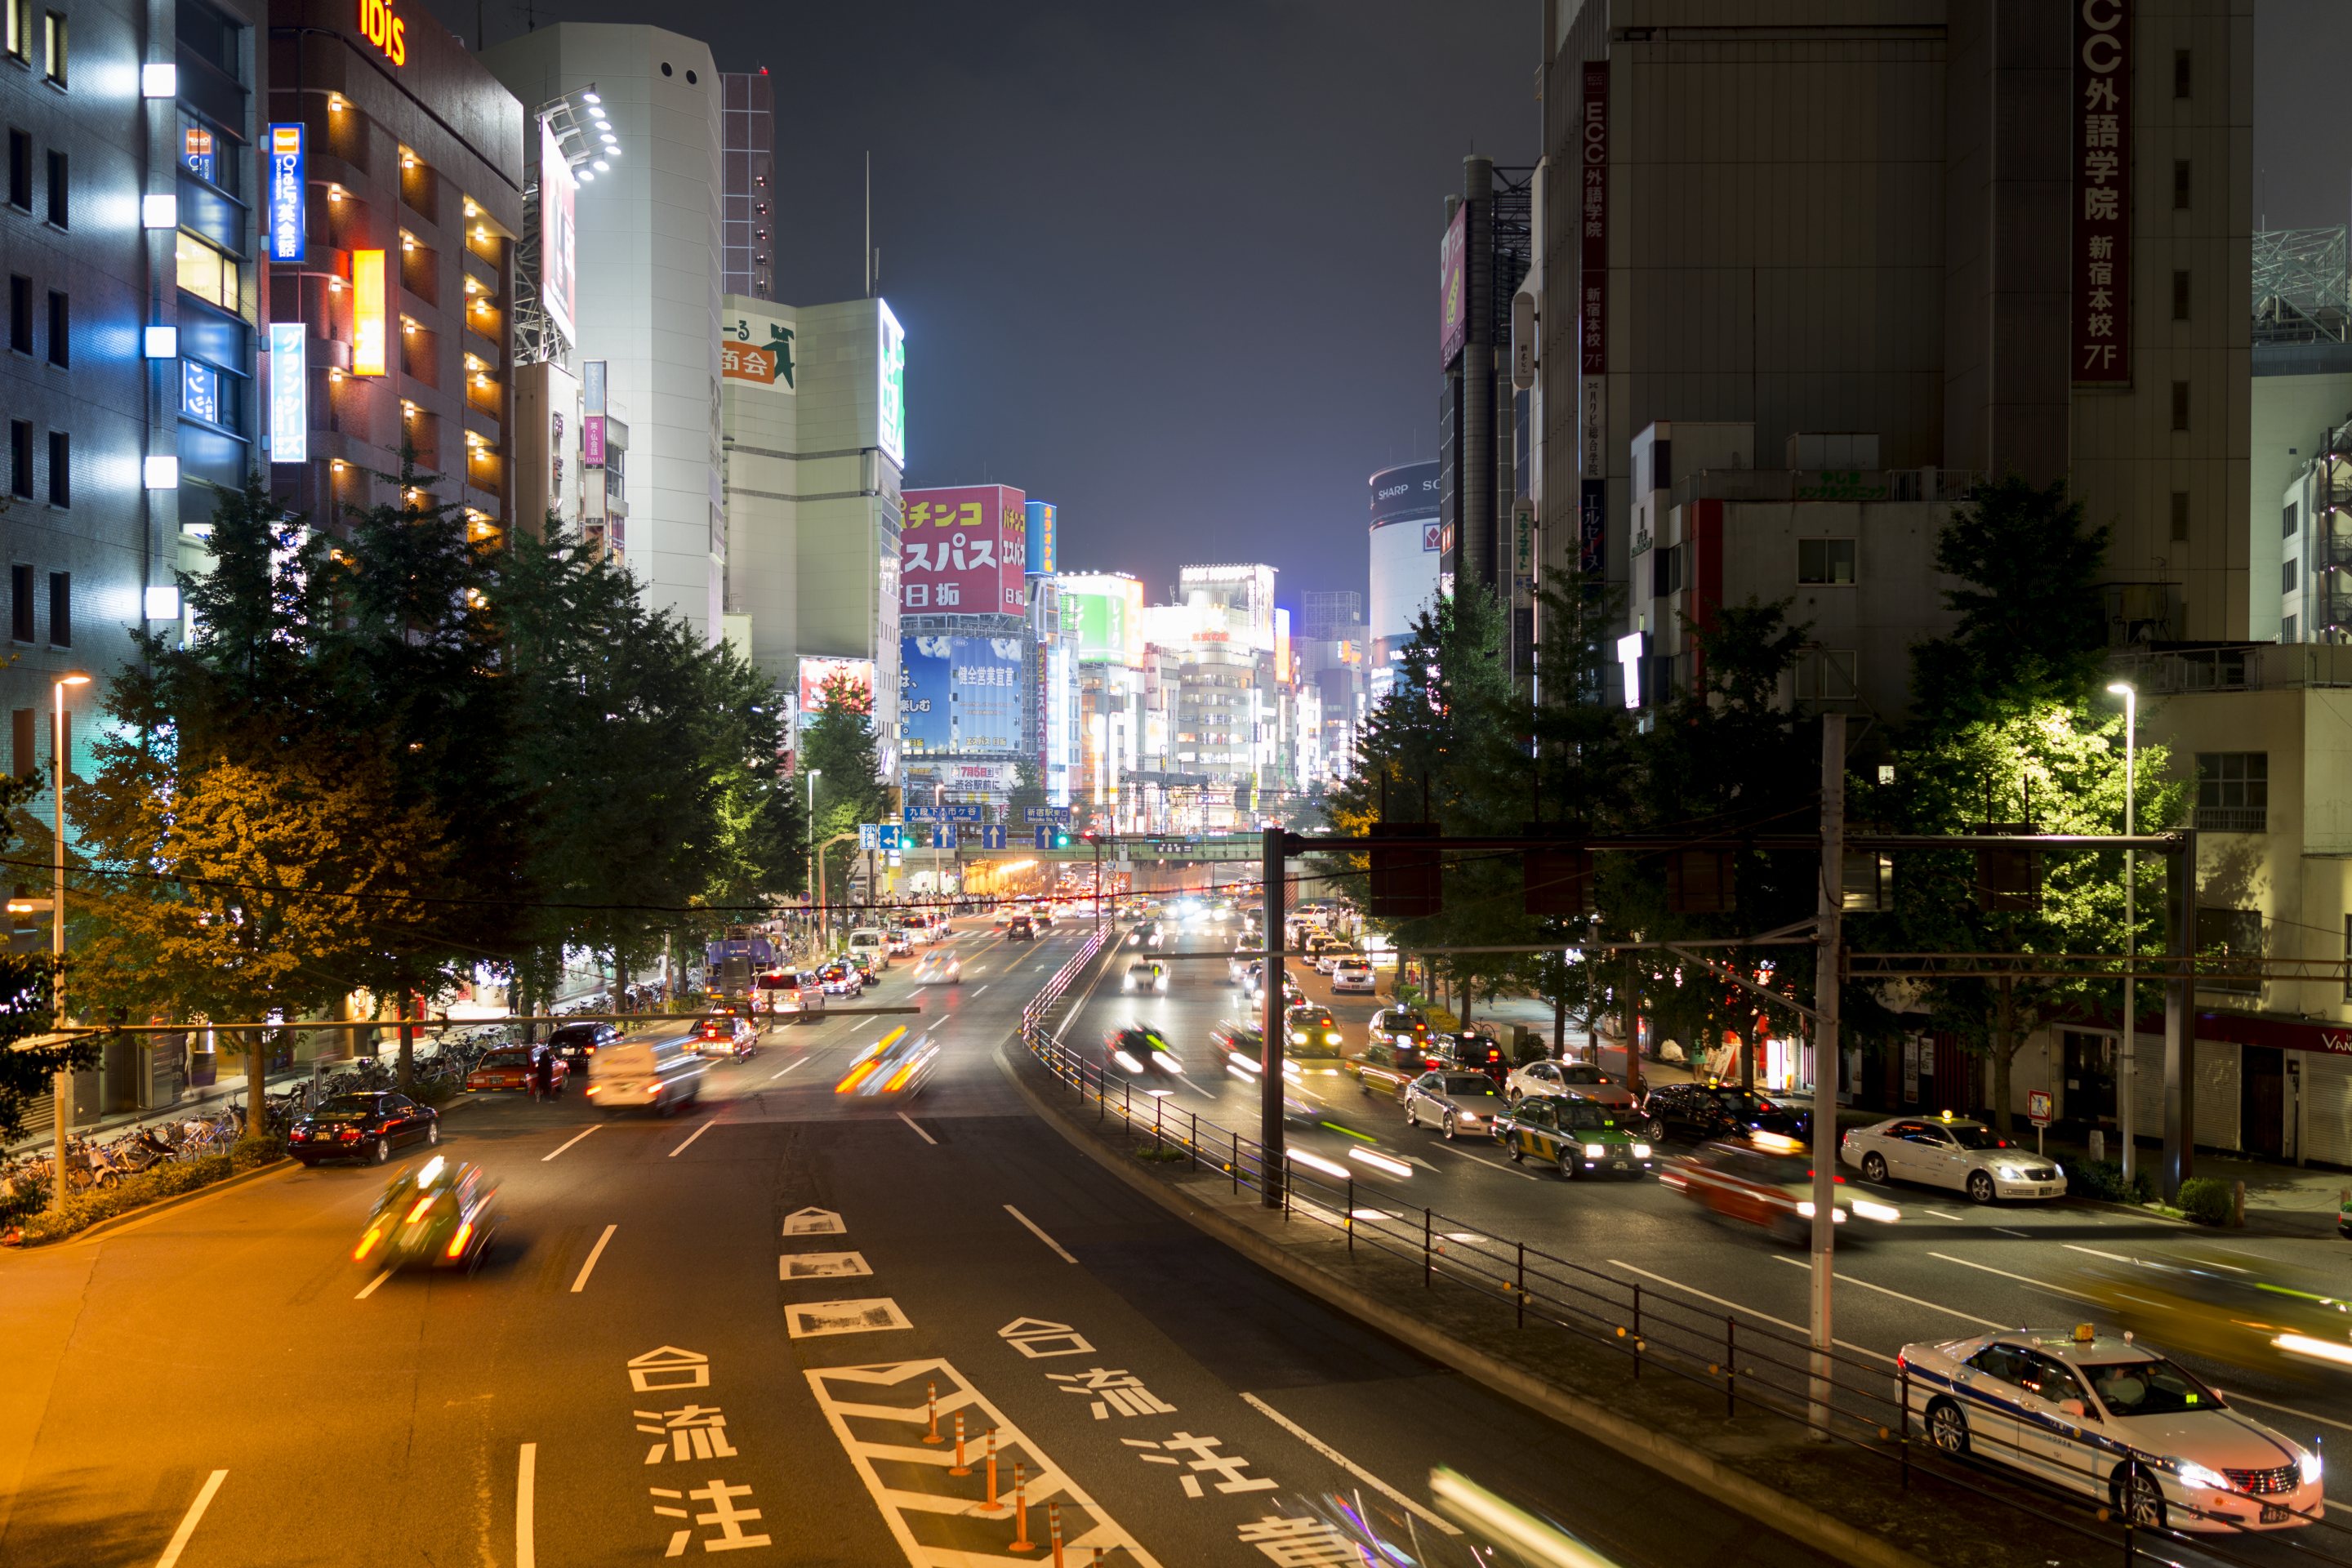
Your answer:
1439;204;1468;368
901;485;1027;613
2073;0;2131;386
1579;61;1609;376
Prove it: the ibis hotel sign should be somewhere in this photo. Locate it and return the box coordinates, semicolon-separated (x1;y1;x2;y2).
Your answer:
358;0;407;65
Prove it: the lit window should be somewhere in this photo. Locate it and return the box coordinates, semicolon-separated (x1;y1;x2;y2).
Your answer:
181;360;220;422
41;7;64;85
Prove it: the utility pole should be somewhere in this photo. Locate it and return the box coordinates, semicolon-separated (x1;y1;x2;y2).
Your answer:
1259;828;1286;1209
1809;712;1845;1438
2108;680;2138;1187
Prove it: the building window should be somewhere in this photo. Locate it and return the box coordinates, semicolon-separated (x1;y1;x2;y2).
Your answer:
180;358;236;425
1795;648;1859;702
2174;48;2192;99
2197;908;2264;994
174;229;238;313
44;427;65;506
2;0;23;60
8;562;29;639
2195;751;2268;832
2172;491;2190;541
1797;537;1857;584
2171;381;2190;432
44;287;63;365
2286;502;2300;538
45;568;66;645
42;146;60;225
6;128;26;207
1651;543;1681;597
7;420;27;497
2284;614;2299;644
2172;269;2189;322
7;273;26;352
40;9;61;86
2172;159;2190;211
2284;559;2300;595
10;708;31;777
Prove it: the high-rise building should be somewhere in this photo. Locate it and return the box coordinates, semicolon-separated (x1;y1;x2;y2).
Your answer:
719;69;774;302
1439;158;1535;678
483;24;726;643
1536;2;2252;701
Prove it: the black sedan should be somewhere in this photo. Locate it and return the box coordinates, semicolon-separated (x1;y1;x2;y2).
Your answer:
291;1091;440;1167
1644;1082;1806;1144
546;1022;619;1076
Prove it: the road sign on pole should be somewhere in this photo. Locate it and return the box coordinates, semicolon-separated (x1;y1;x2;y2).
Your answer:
933;825;956;850
1034;826;1055;850
981;825;1007;850
878;826;902;852
858;823;879;850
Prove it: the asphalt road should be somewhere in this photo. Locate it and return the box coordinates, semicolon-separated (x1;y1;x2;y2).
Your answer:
0;919;1821;1568
1075;921;2352;1557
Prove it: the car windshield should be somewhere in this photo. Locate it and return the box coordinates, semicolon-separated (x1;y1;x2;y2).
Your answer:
315;1094;381;1119
1560;1101;1616;1131
1711;1088;1775;1115
1292;1010;1334;1027
1560;1064;1606;1084
2082;1356;2224;1418
1444;1074;1499;1097
1946;1124;2011;1151
481;1050;531;1068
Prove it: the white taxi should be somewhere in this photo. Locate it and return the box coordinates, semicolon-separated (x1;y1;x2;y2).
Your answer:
1840;1111;2066;1204
1900;1323;2321;1533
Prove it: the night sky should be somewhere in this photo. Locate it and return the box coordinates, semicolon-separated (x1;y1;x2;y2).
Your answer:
427;1;2351;621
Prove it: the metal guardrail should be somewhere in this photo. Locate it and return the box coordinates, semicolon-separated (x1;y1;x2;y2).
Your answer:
1013;954;2352;1567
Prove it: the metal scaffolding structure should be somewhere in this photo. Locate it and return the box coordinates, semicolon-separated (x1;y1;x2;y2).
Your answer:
2252;225;2349;345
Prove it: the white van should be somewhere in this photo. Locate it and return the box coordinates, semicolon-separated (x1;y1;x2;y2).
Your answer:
586;1031;706;1115
846;928;891;968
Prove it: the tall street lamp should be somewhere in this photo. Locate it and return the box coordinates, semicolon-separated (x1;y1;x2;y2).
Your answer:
806;768;822;952
49;670;90;1211
2106;680;2138;1188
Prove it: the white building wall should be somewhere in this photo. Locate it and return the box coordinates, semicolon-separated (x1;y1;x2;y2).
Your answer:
483;24;724;644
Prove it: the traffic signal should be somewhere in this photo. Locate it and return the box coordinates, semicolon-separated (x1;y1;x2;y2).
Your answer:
1665;848;1737;914
1971;823;2042;911
1053;829;1071;849
1521;837;1596;916
1367;822;1441;918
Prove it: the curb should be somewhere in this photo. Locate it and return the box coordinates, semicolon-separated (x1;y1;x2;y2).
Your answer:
16;1155;296;1250
996;1035;1936;1568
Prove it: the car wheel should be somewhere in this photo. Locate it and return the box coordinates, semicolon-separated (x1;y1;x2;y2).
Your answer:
1924;1398;1969;1456
370;1137;390;1165
1967;1170;1996;1205
1507;1138;1525;1164
1861;1152;1888;1183
1404;1102;1419;1129
1557;1149;1579;1179
296;1157;317;1169
425;1120;440;1147
2114;1465;2167;1530
1442;1114;1459;1141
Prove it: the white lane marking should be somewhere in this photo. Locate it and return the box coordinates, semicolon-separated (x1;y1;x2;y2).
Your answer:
898;1111;938;1146
154;1468;228;1568
1993;1227;2029;1237
768;1058;809;1080
2062;1243;2137;1263
1240;1392;1461;1536
666;1120;715;1158
541;1125;599;1162
1439;1144;1541;1182
2228;1392;2352;1437
1771;1254;2004;1328
354;1268;393;1300
514;1443;537;1568
571;1223;617;1293
973;984;989;995
1004;1204;1076;1263
1924;1208;1968;1222
1606;1259;1892;1364
1927;1250;2096;1301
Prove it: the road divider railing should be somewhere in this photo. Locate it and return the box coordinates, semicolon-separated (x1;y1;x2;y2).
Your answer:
1013;992;2352;1568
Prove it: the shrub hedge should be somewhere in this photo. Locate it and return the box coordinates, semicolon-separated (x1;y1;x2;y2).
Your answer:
2176;1175;2236;1227
8;1137;287;1247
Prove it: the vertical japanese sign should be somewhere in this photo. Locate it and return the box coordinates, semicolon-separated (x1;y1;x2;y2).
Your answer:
350;249;387;376
539;118;577;349
1024;498;1056;573
901;485;1026;612
265;123;305;262
1578;60;1610;576
268;322;306;464
876;300;907;467
581;358;607;467
1438;204;1468;368
2073;0;2131;386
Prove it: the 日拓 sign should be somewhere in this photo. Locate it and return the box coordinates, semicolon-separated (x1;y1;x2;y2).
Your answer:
265;123;305;262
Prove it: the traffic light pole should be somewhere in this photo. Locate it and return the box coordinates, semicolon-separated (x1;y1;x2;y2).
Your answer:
1808;714;1844;1439
1260;826;1286;1209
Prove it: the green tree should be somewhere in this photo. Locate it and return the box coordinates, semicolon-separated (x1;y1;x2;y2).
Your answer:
0;777;94;1141
802;674;890;928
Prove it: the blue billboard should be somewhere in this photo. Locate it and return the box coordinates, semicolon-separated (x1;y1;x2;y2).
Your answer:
900;635;1024;755
265;123;305;262
1024;499;1056;574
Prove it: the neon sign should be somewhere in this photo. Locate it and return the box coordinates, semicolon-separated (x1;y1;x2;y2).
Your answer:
358;0;405;66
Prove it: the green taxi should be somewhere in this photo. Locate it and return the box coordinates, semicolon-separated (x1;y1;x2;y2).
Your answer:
1498;1095;1656;1180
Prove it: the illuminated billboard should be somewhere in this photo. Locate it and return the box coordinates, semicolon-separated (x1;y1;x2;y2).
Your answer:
1056;572;1144;666
797;656;876;726
876;300;906;467
350;249;387;376
900;635;1024;755
901;484;1026;613
265;123;305;262
722;308;796;390
1024;499;1056;574
539;119;577;348
268;322;306;464
1439;203;1468;368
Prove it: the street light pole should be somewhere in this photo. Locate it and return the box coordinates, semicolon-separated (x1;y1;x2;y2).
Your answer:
49;670;89;1212
2107;681;2138;1188
807;768;822;953
1808;711;1844;1437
